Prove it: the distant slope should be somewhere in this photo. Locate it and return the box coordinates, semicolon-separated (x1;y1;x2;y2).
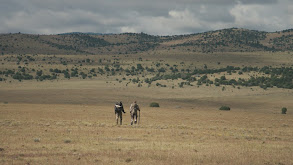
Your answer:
1;28;293;55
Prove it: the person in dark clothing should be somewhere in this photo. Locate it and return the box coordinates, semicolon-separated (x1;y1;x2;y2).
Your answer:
114;101;125;125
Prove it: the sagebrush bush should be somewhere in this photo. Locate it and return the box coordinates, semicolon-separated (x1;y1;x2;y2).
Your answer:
34;138;40;142
150;102;160;107
64;139;71;143
125;158;132;162
219;106;230;111
281;107;287;114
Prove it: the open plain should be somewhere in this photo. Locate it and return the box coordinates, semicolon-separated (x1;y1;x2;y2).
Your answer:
1;51;293;164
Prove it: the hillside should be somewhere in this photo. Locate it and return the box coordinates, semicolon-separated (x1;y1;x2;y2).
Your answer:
1;28;293;55
1;29;293;165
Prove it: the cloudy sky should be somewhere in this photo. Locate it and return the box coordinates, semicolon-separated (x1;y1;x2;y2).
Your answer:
0;0;292;35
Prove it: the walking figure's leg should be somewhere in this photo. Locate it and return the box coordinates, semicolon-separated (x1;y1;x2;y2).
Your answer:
134;113;137;124
115;113;118;125
130;113;134;125
120;112;123;125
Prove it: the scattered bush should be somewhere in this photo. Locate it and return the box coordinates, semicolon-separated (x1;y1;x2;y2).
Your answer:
64;139;72;143
125;158;132;163
34;138;40;142
219;106;230;111
36;70;43;76
150;102;160;107
281;107;287;114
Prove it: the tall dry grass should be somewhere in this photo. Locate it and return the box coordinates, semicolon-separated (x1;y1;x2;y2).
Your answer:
0;103;292;164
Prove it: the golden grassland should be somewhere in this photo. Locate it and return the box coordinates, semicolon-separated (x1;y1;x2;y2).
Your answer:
1;52;293;164
1;102;293;165
1;78;293;165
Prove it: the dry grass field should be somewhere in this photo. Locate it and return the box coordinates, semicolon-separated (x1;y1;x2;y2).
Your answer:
1;52;293;164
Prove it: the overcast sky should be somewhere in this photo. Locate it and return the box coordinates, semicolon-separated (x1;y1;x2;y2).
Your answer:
0;0;292;35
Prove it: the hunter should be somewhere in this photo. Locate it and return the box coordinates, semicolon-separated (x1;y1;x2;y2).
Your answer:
130;101;140;125
115;101;125;125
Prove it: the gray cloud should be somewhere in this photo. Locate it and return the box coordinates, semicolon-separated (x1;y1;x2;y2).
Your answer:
239;0;278;4
0;0;292;35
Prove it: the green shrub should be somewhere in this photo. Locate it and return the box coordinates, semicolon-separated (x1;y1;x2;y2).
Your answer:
281;107;287;114
125;158;132;163
34;138;40;142
219;106;230;111
64;139;71;143
150;102;160;107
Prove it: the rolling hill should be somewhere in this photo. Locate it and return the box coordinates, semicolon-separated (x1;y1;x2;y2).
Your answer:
1;28;293;55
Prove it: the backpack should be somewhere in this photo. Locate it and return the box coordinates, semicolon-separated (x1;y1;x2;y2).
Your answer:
115;102;125;113
134;104;139;110
115;103;121;113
